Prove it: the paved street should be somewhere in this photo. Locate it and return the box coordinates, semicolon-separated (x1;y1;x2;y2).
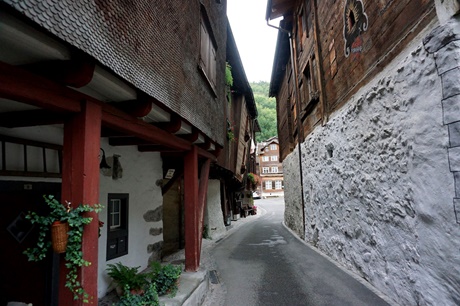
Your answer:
204;197;393;306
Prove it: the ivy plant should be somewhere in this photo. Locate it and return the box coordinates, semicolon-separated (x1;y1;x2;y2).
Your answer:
148;261;182;296
24;195;103;303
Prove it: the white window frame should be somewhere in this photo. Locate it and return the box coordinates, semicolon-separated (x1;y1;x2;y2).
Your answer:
262;156;269;162
270;155;278;161
271;167;278;173
270;144;277;150
275;181;282;190
265;181;272;189
262;167;269;174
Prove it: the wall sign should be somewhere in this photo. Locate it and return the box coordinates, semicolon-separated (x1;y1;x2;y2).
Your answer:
343;0;369;57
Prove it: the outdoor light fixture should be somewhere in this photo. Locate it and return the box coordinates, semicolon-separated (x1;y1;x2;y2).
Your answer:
99;148;111;169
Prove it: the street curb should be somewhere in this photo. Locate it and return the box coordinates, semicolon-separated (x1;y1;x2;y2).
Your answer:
281;221;399;306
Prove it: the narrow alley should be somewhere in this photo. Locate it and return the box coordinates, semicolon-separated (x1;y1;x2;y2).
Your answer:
205;197;393;306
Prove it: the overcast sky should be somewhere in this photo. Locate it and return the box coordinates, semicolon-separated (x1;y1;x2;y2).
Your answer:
227;0;280;83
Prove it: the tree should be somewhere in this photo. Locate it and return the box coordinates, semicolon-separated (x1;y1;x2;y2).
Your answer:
251;81;277;142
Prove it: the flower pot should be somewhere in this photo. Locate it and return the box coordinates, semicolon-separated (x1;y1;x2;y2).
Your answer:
51;221;69;253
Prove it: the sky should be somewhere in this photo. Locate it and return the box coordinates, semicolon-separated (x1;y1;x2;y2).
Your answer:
226;0;280;83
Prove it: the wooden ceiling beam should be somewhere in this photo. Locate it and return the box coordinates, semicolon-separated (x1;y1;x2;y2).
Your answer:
0;109;67;127
0;61;81;112
155;115;182;133
109;137;150;146
21;55;95;88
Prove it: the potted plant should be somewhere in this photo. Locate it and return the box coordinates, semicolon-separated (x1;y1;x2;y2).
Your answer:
23;195;103;303
147;261;182;296
107;262;147;296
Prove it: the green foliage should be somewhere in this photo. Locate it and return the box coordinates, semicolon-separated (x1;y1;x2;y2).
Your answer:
226;63;234;103
23;195;103;303
116;283;159;306
107;263;147;291
147;261;182;297
225;62;234;87
251;81;277;142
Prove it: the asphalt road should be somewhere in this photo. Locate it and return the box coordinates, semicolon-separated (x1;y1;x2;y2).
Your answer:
210;197;392;306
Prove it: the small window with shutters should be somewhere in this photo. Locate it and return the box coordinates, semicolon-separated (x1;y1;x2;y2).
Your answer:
199;5;217;92
106;193;128;260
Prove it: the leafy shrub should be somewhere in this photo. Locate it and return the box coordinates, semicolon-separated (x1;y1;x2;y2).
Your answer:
116;283;159;306
147;261;182;296
107;262;146;292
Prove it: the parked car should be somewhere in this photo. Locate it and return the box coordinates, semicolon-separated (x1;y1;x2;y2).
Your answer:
252;191;261;199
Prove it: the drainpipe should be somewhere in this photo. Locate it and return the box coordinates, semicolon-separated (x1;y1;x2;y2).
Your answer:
267;18;306;240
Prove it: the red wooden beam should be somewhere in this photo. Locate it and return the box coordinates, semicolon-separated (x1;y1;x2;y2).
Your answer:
0;62;81;113
60;100;101;305
184;146;199;271
0;109;67;128
109;99;153;117
22;56;95;88
198;158;211;251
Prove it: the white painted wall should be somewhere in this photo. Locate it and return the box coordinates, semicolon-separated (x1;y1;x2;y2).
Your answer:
97;138;163;298
283;23;460;305
204;179;226;240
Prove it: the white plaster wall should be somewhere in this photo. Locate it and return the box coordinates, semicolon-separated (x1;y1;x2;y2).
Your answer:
283;28;460;305
204;179;226;240
97;139;163;298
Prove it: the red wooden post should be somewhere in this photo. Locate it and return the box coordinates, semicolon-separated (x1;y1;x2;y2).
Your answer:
184;146;199;271
198;159;211;250
60;100;101;305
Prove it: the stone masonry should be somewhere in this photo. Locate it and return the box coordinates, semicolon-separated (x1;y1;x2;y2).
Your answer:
283;17;460;306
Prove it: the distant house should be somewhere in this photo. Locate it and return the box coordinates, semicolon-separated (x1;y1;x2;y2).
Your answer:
257;137;284;198
266;0;460;305
0;1;257;305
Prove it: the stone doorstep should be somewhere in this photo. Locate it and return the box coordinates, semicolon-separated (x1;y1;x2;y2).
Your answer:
159;268;209;306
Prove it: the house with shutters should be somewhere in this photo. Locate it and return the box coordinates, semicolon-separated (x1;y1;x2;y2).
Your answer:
0;0;258;305
256;137;284;198
267;0;460;304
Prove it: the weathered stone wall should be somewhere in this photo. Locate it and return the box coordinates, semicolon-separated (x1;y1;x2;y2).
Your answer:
283;19;460;305
283;148;304;239
204;179;227;240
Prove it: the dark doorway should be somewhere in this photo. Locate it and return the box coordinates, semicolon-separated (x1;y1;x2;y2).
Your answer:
0;181;61;306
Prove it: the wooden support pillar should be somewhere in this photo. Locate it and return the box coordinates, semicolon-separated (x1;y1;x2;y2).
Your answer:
198;159;211;251
184;146;199;271
60;100;101;305
184;152;211;272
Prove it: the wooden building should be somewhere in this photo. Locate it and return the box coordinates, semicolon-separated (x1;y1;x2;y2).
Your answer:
256;137;284;198
0;0;257;305
267;0;460;304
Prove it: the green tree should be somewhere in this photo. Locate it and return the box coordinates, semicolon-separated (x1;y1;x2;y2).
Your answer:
251;81;277;142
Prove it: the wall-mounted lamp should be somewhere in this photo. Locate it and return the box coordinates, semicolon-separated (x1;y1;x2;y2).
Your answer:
100;148;111;169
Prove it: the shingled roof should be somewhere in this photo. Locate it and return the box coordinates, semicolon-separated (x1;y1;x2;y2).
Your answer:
3;0;227;144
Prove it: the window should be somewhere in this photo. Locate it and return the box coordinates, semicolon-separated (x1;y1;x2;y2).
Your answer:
265;181;272;189
270;144;277;150
275;181;283;190
199;8;217;90
262;156;269;162
271;167;278;173
262;167;269;174
270;155;278;161
107;193;129;260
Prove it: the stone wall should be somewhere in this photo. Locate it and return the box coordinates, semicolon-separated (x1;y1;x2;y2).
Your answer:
204;179;226;240
283;19;460;305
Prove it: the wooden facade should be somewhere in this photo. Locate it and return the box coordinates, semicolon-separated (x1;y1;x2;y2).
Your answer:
268;0;436;161
0;1;258;304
